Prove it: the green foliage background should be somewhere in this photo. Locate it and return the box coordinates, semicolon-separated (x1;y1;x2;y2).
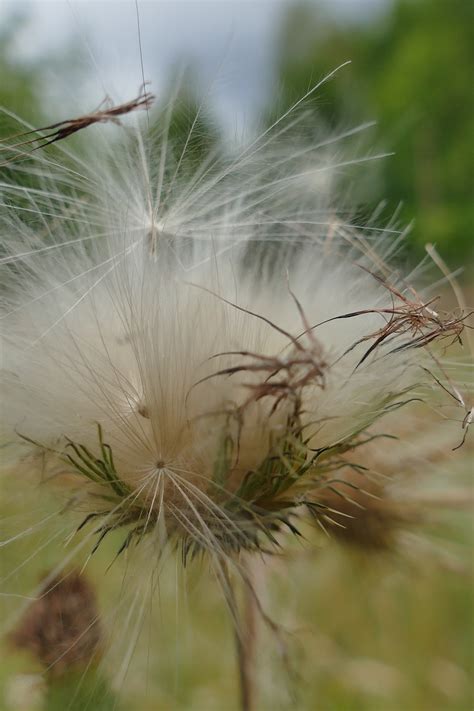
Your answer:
271;0;473;266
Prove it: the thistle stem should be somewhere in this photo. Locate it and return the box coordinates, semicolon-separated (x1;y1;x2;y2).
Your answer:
243;560;259;711
235;557;259;711
221;558;259;711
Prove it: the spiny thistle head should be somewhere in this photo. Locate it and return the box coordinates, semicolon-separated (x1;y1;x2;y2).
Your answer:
0;84;470;578
310;472;412;551
9;571;102;677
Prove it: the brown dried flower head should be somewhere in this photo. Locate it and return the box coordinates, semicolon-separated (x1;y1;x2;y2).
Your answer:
9;572;102;678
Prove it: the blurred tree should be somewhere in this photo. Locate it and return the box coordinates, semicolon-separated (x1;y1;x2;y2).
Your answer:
0;14;44;131
0;15;51;259
146;68;221;218
268;0;474;266
163;72;220;166
153;68;220;166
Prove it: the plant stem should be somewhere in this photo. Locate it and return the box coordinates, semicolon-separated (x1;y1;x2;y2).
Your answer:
221;558;260;711
244;562;259;711
237;557;259;711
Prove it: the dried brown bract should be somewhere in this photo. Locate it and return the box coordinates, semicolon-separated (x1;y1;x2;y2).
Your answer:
346;268;469;367
194;283;328;419
1;87;155;164
9;571;102;677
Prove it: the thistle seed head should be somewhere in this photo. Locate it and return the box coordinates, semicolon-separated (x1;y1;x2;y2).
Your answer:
0;85;469;571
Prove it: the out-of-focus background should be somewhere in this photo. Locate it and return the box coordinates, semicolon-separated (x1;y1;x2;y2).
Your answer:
0;2;472;710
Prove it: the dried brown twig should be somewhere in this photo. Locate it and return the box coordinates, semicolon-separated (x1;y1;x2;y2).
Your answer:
1;86;155;164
